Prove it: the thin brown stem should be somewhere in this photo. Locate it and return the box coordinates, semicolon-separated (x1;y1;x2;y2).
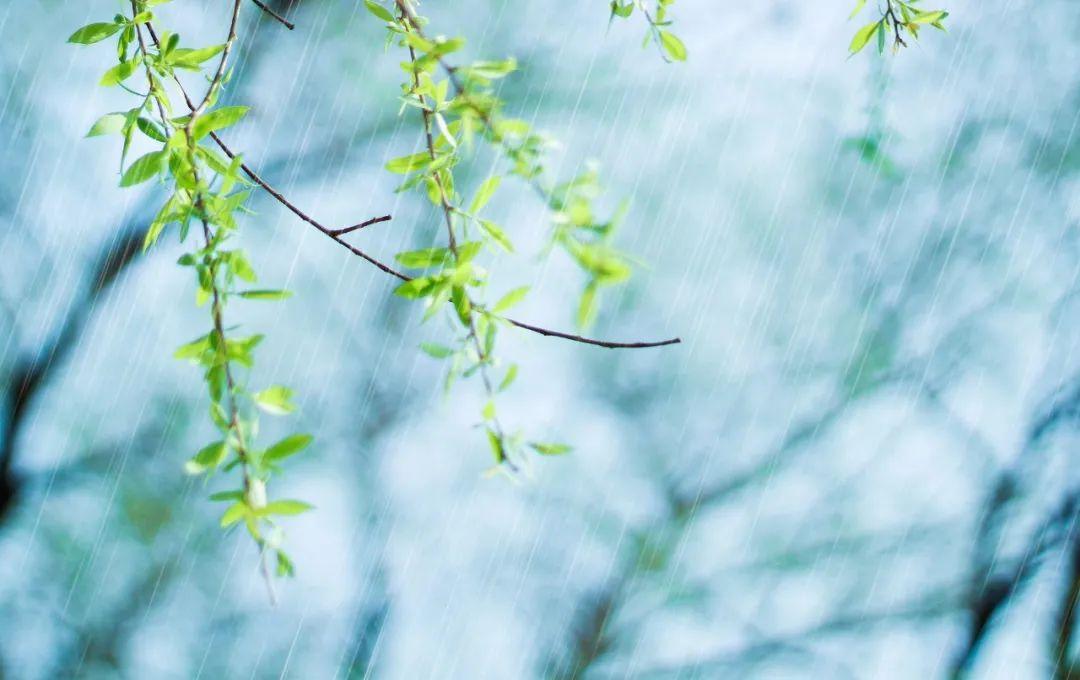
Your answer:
884;0;908;49
250;0;295;30
189;0;243;119
403;21;517;469
329;215;392;237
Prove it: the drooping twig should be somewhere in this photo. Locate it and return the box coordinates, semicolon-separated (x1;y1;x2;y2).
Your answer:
250;0;295;30
329;215;392;237
142;17;680;350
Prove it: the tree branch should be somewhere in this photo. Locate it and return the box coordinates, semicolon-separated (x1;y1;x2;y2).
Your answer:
250;0;295;30
143;16;680;351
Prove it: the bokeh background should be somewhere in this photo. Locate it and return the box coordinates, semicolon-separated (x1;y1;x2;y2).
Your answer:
2;0;1079;677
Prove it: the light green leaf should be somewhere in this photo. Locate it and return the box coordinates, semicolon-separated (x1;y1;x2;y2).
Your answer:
386;152;431;174
394;277;436;299
849;20;882;54
209;490;244;502
529;442;572;456
577;282;599;329
253;385;296;415
420;342;455;359
168;44;225;69
120;150;166;187
220;502;249;528
238;289;292;301
86;112;127;137
191;105;249;141
363;0;396;22
261;499;314;516
479;219;513;252
469;176;501;214
658;30;687;62
498;364;518;392
136;117;167;142
396;247;452;269
493;286;528;314
100;57;141;86
68;22;122;45
264;434;313;463
184;440;228;474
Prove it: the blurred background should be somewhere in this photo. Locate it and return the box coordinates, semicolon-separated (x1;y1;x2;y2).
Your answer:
1;0;1079;677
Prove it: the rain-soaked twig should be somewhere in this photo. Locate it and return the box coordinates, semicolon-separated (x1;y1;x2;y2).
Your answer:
250;0;295;30
142;14;681;351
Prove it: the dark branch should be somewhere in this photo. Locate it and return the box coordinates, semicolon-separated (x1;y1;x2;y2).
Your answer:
250;0;295;30
329;215;392;237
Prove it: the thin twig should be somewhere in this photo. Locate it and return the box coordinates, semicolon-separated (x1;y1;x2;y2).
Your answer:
329;215;392;237
250;0;295;30
189;0;243;119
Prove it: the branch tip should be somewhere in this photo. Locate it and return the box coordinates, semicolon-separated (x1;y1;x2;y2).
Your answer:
250;0;295;30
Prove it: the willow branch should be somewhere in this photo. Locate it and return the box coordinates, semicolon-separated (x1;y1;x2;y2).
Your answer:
189;0;243;119
142;15;679;350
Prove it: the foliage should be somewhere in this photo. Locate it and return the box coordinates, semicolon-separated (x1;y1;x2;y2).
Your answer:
848;0;949;55
608;0;687;62
67;0;950;594
71;0;308;595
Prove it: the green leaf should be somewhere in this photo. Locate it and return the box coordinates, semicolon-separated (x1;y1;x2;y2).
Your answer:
264;434;313;463
86;112;127;137
394;277;436;299
238;289;292;301
184;440;228;474
363;0;396;22
120;150;166;187
191;106;249;141
68;22;122;45
498;364;518;392
168;44;225;69
529;442;572;456
136;117;167;142
386;152;432;174
220;502;249;528
492;286;528;314
849;20;882;54
253;385;296;415
848;0;868;20
420;342;455;359
208;490;244;502
100;58;141;87
261;499;314;516
396;247;452;269
577;282;599;329
276;549;295;577
610;1;634;19
479;219;513;252
469;176;501;214
174;333;210;361
658;30;687;62
486;429;505;464
912;10;949;25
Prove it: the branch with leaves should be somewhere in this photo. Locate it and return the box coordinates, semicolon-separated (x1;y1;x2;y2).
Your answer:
70;0;318;598
608;0;687;62
849;0;949;55
68;0;681;590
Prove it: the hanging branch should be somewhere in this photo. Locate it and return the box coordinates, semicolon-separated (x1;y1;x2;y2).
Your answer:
250;0;295;30
140;16;677;348
69;0;680;586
